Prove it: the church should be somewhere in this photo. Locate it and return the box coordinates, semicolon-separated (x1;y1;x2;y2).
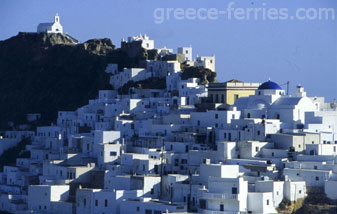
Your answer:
37;13;63;34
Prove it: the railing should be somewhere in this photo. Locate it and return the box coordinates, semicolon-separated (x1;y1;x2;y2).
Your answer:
202;209;241;214
202;192;238;200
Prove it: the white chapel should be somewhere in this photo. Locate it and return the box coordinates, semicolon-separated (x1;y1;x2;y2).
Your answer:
37;13;63;34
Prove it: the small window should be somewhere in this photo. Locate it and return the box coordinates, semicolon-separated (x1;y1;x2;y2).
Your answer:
267;199;269;205
145;210;152;214
137;206;140;211
255;147;259;152
84;198;86;207
315;176;319;181
299;190;302;194
95;200;98;206
215;114;218;119
232;187;238;194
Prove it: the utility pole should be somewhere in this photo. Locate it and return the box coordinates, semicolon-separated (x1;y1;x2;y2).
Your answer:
160;137;165;199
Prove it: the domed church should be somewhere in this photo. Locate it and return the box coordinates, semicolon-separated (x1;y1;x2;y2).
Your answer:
234;80;317;128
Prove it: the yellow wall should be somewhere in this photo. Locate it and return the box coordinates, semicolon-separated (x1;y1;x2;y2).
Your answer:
226;90;256;105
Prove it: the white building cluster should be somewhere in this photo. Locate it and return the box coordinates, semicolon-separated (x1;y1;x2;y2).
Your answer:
0;34;336;214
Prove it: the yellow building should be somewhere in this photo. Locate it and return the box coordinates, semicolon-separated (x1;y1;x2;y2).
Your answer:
208;79;260;105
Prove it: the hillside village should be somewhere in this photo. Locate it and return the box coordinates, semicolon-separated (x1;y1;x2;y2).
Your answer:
0;14;337;214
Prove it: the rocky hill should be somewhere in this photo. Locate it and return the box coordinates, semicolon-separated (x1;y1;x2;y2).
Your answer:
0;32;147;129
0;32;217;130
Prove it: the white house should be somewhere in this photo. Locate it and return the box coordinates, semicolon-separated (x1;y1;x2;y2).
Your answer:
37;14;63;34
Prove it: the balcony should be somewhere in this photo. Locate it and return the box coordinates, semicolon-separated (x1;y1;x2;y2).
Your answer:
202;192;238;200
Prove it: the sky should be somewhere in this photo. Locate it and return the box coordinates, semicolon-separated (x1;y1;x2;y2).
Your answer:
0;0;336;101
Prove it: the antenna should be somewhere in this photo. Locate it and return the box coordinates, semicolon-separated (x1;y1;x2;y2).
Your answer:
280;81;290;95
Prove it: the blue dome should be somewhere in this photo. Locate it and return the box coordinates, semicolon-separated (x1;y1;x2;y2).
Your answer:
258;80;282;90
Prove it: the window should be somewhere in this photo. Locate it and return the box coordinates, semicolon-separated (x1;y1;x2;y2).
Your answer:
215;114;218;119
255;147;259;152
200;199;206;209
272;152;274;157
315;176;319;181
175;159;179;166
110;151;117;156
220;204;224;211
299;190;302;194
234;94;239;101
257;130;260;135
247;113;251;118
154;211;161;214
145;210;152;214
95;200;98;206
84;198;86;207
136;207;140;211
267;199;269;205
232;187;238;194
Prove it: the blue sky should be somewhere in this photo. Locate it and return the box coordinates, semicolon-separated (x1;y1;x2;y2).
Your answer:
1;0;336;100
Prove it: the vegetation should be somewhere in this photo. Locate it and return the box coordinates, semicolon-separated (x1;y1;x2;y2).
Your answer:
118;77;166;95
277;189;337;214
180;63;217;85
0;138;31;171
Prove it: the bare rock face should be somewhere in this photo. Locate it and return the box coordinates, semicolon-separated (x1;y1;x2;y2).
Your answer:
0;33;118;129
80;38;116;55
